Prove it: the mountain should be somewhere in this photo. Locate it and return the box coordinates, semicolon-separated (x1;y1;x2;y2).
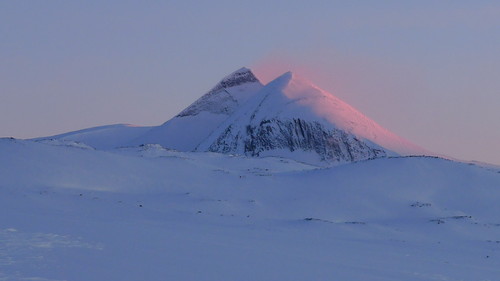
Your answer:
197;72;426;165
130;67;264;151
33;67;426;166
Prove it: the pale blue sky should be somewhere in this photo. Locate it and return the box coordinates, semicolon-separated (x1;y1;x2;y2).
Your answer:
1;1;499;164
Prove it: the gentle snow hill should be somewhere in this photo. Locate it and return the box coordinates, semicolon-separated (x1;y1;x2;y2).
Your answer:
1;138;500;280
32;124;152;150
130;67;264;151
197;72;427;165
0;138;315;192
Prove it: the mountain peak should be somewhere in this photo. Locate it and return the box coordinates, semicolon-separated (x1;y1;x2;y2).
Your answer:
210;67;260;93
263;71;324;103
269;71;294;86
231;66;252;75
176;67;262;118
269;70;316;87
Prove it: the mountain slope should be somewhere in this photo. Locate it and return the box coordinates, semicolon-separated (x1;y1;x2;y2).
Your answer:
197;72;426;165
32;124;152;150
131;67;263;151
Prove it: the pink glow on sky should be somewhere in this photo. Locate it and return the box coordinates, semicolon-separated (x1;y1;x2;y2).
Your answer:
250;52;356;94
251;55;319;85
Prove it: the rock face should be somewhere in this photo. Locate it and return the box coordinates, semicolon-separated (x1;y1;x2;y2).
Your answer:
197;71;425;165
130;67;263;151
208;118;386;162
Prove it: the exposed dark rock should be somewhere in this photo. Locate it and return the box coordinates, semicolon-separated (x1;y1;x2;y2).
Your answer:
410;202;432;207
177;69;260;117
207;118;386;163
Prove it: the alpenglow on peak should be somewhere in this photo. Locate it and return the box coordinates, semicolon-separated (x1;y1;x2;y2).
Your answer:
196;70;427;165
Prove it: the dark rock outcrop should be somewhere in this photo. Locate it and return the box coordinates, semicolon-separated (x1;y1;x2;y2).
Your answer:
207;118;386;163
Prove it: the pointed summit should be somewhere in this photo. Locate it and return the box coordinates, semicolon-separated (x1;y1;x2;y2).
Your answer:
177;67;262;117
273;70;293;82
261;71;295;90
196;71;426;165
213;67;260;90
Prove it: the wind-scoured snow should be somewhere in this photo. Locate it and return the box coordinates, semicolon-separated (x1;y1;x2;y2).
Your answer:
1;138;499;280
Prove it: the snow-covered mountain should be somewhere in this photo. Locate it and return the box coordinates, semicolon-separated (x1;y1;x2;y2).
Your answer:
130;67;264;151
35;67;427;165
197;71;426;165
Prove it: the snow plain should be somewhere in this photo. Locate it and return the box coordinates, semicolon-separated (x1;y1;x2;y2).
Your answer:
1;138;500;281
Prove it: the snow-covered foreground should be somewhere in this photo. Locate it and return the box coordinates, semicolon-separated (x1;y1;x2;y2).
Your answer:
1;138;500;281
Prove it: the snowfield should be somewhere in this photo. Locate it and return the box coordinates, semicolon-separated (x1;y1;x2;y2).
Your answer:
1;138;500;281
